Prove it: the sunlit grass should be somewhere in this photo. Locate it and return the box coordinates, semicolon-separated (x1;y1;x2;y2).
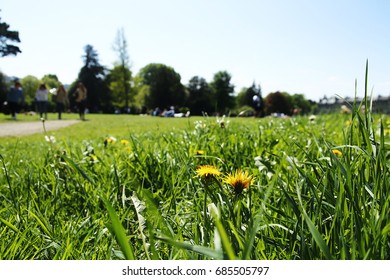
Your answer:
0;107;389;259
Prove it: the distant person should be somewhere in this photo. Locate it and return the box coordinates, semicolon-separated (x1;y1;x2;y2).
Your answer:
6;81;24;120
56;84;68;119
35;83;49;119
153;107;161;116
252;94;261;117
164;106;175;117
74;82;87;120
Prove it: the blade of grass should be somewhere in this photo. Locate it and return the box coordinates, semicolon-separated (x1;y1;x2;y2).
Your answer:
296;186;333;260
210;206;237;260
101;197;135;260
0;218;19;233
156;235;223;259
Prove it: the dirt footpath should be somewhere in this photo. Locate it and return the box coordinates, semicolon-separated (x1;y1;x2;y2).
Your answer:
0;120;80;137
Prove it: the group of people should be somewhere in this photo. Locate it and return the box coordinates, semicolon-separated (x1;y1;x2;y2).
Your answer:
6;81;88;121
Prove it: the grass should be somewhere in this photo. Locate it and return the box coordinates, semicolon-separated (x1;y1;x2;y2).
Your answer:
0;106;389;260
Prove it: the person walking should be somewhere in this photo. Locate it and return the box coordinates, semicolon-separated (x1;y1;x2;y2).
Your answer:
252;94;262;117
6;81;24;120
74;82;87;120
35;83;49;119
56;84;68;119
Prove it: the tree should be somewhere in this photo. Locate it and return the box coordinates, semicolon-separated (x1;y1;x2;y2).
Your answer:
186;76;213;115
237;82;262;108
73;45;109;113
0;12;21;57
111;28;132;111
20;75;40;108
106;64;132;110
210;71;235;114
264;91;291;115
289;93;312;115
41;74;60;90
136;63;186;110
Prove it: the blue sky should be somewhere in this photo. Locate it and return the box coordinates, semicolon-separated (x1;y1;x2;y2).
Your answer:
1;0;390;101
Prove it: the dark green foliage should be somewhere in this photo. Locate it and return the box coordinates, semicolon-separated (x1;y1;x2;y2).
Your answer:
186;76;213;115
0;13;21;57
138;63;187;110
106;65;132;111
264;91;291;115
210;71;235;114
75;45;110;113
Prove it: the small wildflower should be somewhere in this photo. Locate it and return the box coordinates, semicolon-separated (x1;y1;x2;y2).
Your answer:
89;154;98;163
309;115;316;122
196;150;205;155
224;170;254;195
44;135;56;143
386;120;390;125
216;115;229;128
332;149;343;157
120;139;129;145
345;120;352;125
195;165;221;179
384;129;390;136
254;156;267;172
104;136;117;147
194;120;207;130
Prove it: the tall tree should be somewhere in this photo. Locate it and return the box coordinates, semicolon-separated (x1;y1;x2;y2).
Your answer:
186;76;213;115
74;45;109;113
0;12;21;57
106;64;132;110
210;71;235;114
111;28;132;111
136;63;186;110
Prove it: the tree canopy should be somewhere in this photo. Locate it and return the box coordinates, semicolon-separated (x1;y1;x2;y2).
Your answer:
20;75;40;105
106;64;132;110
0;29;317;116
41;74;60;90
210;71;235;114
137;63;186;110
264;91;291;115
186;76;213;116
111;28;132;110
0;13;21;57
75;44;109;113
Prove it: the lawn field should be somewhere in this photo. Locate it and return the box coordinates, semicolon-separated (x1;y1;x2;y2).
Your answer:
0;109;389;260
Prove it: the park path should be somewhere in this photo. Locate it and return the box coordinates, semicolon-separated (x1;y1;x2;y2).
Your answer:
0;120;80;137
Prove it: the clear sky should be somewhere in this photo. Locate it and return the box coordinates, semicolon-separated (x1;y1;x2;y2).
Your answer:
1;0;390;101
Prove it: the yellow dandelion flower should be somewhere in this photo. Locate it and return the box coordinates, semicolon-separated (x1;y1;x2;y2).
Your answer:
386;120;390;125
332;149;343;157
120;139;129;145
195;165;221;179
196;150;205;155
224;170;254;195
384;129;390;136
345;120;352;125
89;154;98;162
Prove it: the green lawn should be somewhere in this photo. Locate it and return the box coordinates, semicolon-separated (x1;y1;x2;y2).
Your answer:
0;111;389;260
